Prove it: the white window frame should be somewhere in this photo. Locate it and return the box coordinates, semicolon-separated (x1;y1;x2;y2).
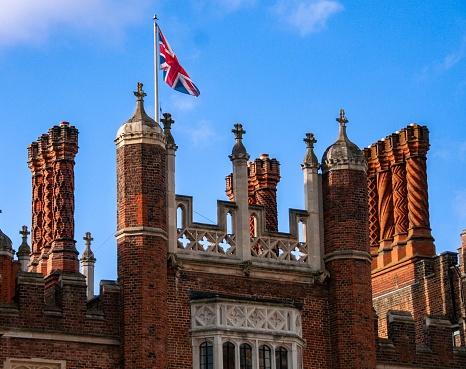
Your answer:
191;299;304;369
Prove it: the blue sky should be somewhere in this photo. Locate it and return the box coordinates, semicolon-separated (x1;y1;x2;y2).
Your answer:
1;0;466;285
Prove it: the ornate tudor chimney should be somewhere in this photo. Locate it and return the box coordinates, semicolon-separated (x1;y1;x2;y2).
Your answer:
115;83;168;368
363;124;434;269
28;122;79;276
322;110;376;369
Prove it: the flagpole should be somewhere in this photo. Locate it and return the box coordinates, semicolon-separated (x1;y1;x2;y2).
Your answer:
153;14;159;123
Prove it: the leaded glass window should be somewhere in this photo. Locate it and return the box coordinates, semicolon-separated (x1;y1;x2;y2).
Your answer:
275;346;288;369
259;345;271;369
200;341;213;369
223;342;235;369
240;343;252;369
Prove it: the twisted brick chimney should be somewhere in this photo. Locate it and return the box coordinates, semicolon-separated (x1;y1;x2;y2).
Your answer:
363;124;433;270
28;122;79;276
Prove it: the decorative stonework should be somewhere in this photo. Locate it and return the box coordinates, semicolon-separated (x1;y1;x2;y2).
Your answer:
191;301;302;337
178;228;236;256
251;237;307;263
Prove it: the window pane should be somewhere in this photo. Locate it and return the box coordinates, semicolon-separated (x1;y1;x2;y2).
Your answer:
259;345;271;369
200;341;213;369
223;342;235;369
275;346;288;369
240;343;252;369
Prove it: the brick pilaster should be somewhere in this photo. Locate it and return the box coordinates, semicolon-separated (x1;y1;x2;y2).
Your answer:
322;110;376;369
115;83;168;369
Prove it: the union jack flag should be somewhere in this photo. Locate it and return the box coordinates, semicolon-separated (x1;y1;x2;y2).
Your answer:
158;27;200;97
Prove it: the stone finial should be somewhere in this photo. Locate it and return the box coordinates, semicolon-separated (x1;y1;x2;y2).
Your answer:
81;232;96;261
321;109;367;173
115;82;163;144
81;232;96;299
17;225;31;255
230;123;249;160
232;123;245;141
161;112;177;148
134;82;147;101
17;225;31;271
336;108;348;126
121;82;158;128
302;132;319;169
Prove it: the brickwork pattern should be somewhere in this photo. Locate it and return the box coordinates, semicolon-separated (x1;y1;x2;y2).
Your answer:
363;124;434;270
0;339;119;369
166;268;331;369
226;154;280;234
323;168;376;369
27;122;79;275
116;142;168;369
377;311;466;368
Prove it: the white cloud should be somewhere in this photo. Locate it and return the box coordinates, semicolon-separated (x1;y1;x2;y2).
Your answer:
453;190;466;219
218;0;257;12
273;0;344;36
0;0;149;47
441;36;466;71
181;120;219;147
192;0;257;16
170;94;197;111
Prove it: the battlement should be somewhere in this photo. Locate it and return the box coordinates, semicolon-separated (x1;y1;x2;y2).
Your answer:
377;310;466;368
0;272;119;336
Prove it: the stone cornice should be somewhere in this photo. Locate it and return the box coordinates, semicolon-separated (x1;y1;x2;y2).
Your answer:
115;226;168;240
323;249;372;263
0;328;120;346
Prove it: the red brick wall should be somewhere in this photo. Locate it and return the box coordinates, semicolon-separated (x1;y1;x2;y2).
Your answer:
165;268;331;369
0;256;21;303
0;339;119;369
116;142;168;369
373;253;461;342
323;168;377;369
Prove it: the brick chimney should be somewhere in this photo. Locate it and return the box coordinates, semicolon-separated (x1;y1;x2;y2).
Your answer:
28;122;79;276
226;153;280;233
248;154;281;232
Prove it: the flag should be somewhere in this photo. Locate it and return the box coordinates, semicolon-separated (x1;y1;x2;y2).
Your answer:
158;27;200;97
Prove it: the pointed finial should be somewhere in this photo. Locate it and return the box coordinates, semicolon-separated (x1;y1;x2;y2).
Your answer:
161;112;177;147
81;232;95;260
230;123;249;159
302;133;319;169
336;108;348;126
19;225;30;243
232;123;246;141
304;132;317;149
84;232;93;248
17;225;31;268
134;82;147;101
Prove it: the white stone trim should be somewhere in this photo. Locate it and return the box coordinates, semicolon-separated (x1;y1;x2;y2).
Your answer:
0;329;119;346
323;249;372;263
115;226;167;240
4;357;66;369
